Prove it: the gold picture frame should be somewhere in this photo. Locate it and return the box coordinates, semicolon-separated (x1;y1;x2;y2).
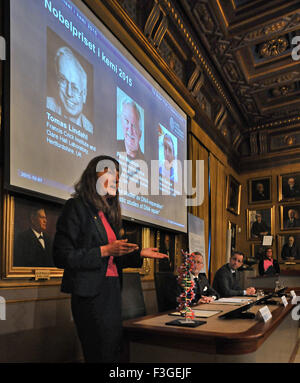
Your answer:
247;206;274;241
154;230;176;273
278;172;300;202
248;176;271;204
251;243;267;261
279;204;300;231
277;234;300;264
2;194;63;279
226;175;241;215
123;226;154;280
228;221;237;253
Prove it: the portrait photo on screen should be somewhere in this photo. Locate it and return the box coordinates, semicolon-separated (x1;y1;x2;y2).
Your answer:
116;87;145;160
158;123;178;185
46;27;94;135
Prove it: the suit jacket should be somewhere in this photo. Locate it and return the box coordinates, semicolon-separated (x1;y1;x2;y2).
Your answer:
281;244;300;260
116;140;145;162
258;258;280;276
53;197;142;297
192;273;220;303
284;218;300;229
212;263;244;297
283;186;300;199
14;229;54;267
251;221;270;237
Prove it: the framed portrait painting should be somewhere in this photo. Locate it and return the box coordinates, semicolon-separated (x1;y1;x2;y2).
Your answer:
155;230;175;273
226;175;241;215
122;222;153;278
228;221;237;254
277;234;300;264
3;194;63;279
278;172;300;201
248;176;271;204
247;207;274;240
279;204;300;231
251;244;267;261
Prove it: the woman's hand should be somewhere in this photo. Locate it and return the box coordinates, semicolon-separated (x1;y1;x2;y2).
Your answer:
101;239;139;257
140;248;169;259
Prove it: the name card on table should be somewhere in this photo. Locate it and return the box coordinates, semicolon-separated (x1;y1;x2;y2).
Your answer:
290;290;297;304
281;296;288;307
258;306;272;323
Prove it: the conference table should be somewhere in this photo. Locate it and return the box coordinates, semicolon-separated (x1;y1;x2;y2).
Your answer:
122;296;299;363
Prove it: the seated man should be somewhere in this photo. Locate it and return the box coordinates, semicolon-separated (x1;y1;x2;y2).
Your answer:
281;235;300;260
189;252;219;304
284;209;300;229
212;251;256;297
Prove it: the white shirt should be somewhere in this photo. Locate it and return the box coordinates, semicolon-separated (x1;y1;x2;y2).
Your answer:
32;229;45;249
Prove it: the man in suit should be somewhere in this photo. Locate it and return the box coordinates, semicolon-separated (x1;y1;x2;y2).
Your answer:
283;177;300;198
281;236;300;260
158;233;174;272
47;46;93;134
212;252;256;297
284;209;300;228
189;252;219;304
252;182;268;201
14;207;54;267
251;213;270;238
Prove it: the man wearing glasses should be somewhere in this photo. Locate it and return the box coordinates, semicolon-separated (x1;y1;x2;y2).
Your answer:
47;46;93;134
118;97;144;160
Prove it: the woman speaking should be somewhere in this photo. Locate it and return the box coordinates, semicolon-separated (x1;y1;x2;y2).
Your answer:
53;155;168;362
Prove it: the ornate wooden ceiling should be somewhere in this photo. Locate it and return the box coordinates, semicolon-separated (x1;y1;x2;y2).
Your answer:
179;0;300;170
101;0;300;171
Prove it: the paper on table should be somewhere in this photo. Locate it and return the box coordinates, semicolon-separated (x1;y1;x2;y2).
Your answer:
192;309;222;318
213;297;253;305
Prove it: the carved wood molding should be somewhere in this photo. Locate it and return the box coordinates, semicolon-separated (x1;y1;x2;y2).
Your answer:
144;0;168;48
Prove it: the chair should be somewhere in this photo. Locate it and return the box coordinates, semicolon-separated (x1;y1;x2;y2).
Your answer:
154;272;178;312
121;272;146;320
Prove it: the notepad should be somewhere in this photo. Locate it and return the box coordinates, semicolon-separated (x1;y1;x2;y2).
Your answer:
213;297;253;305
193;309;222;318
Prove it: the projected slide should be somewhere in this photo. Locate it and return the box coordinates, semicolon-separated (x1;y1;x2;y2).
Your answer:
9;0;188;232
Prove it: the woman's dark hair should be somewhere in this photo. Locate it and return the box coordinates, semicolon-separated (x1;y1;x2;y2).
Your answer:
72;155;122;231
